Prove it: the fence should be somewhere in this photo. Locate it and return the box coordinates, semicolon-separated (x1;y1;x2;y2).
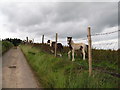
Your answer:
26;27;119;76
91;30;119;50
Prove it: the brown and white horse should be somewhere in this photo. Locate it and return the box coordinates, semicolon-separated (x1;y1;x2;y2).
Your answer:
47;40;63;51
67;37;88;61
47;40;63;56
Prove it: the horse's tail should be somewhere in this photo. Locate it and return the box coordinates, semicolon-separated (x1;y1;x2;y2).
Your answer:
85;45;88;53
85;45;88;58
61;45;63;49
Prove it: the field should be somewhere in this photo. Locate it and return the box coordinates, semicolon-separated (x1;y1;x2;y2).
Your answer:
20;44;119;88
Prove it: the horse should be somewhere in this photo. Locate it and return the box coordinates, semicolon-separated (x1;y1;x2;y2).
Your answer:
47;40;63;56
29;40;33;43
67;37;88;61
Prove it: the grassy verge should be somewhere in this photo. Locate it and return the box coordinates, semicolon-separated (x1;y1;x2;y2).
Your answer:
0;41;13;54
32;43;119;73
20;44;119;88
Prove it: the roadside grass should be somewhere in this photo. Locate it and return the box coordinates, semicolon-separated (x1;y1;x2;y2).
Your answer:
0;41;2;54
20;44;119;88
1;41;13;54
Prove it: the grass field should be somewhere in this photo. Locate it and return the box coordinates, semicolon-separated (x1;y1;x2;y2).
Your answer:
20;44;119;88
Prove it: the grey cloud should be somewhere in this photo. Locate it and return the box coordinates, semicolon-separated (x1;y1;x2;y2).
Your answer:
52;2;118;34
0;2;118;42
0;3;55;26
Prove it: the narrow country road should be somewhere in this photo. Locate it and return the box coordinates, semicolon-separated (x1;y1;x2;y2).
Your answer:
2;47;40;88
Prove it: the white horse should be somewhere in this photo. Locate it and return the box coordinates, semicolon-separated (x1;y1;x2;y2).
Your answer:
67;37;88;61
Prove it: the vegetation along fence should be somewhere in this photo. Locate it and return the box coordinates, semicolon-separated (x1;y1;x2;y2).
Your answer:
24;27;119;77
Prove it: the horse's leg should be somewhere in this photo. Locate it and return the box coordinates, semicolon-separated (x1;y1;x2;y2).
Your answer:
82;48;85;60
68;51;71;59
72;49;75;61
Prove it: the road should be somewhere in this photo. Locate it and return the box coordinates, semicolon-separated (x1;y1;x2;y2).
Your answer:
2;47;40;88
0;52;2;89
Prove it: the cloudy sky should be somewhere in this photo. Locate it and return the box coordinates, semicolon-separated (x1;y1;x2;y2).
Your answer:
0;1;118;49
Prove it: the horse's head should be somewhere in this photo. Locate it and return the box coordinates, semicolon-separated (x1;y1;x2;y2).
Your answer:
29;40;33;43
67;37;72;45
47;40;50;44
47;40;52;46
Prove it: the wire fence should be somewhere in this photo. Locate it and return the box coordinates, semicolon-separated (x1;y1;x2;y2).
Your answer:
26;28;119;76
91;30;119;36
91;30;119;50
40;29;119;50
27;28;119;51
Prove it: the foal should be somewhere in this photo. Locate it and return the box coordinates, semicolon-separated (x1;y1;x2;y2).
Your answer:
47;40;63;56
47;40;63;51
67;37;88;61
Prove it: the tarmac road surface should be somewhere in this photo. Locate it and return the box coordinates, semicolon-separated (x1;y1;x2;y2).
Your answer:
2;47;40;88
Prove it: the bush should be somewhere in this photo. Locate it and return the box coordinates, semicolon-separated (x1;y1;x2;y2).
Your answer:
2;41;13;53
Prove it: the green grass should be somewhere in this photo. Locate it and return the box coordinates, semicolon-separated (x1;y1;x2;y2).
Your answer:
63;49;119;73
92;49;119;73
20;44;119;88
1;41;13;54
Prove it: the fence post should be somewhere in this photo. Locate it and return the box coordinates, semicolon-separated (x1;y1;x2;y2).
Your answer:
55;33;58;57
42;35;44;44
87;27;92;76
26;37;28;43
33;39;34;43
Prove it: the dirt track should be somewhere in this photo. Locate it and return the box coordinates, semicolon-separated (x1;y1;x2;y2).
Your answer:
2;47;40;88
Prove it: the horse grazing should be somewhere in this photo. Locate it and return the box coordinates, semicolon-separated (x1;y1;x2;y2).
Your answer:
47;40;63;56
67;37;88;61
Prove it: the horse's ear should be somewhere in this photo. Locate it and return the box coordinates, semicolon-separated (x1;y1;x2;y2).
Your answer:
47;40;50;43
67;37;72;39
69;37;72;39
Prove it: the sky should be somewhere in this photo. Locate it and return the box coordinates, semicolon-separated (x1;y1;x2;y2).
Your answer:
0;0;119;49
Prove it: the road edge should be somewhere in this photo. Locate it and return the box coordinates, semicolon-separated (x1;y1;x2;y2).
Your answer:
19;46;43;89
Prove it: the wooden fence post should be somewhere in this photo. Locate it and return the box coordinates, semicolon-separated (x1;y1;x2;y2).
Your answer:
55;33;58;57
33;39;34;43
87;27;92;76
26;37;28;43
42;35;44;44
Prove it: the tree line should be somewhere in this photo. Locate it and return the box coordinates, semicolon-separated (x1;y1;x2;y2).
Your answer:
2;38;22;46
